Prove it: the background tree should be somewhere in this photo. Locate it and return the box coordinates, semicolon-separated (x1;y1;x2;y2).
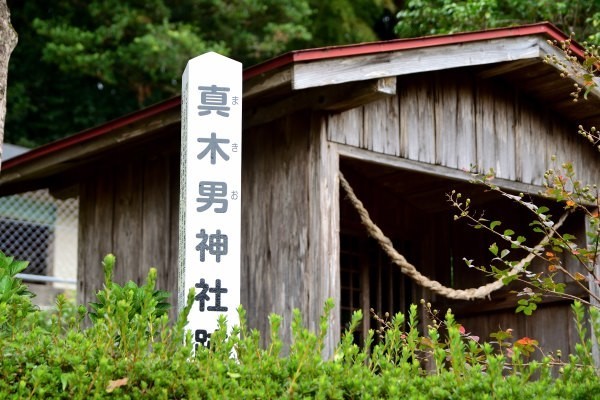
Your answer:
4;0;396;148
395;0;600;40
0;0;16;167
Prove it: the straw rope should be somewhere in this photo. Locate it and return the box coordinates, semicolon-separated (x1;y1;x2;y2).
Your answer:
339;172;569;300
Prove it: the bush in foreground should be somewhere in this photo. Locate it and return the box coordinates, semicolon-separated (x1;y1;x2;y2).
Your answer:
0;253;598;399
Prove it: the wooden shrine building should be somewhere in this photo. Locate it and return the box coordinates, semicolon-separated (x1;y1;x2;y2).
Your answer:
1;23;599;356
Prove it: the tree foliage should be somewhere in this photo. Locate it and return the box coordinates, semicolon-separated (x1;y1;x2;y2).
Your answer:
395;0;600;41
5;0;394;147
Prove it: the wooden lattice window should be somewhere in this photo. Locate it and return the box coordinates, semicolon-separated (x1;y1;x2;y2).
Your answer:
340;233;413;343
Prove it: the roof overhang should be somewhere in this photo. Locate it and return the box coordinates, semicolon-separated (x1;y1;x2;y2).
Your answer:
1;22;597;195
243;22;584;94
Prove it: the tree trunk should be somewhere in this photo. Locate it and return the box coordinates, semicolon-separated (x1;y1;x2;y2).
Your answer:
0;0;17;170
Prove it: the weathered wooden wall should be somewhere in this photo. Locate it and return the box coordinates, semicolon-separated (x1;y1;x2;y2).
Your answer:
77;136;180;313
241;111;340;354
328;69;600;186
74;65;597;357
78;112;341;353
331;67;599;358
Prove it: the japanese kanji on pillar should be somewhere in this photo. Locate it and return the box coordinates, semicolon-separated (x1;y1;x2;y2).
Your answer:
179;52;242;350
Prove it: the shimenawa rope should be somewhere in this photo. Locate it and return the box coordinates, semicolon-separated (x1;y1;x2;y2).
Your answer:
339;172;568;300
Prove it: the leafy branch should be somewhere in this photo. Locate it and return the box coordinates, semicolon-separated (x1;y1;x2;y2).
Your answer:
449;162;600;313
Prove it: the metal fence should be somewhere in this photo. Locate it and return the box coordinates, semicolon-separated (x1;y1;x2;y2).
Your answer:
0;189;78;288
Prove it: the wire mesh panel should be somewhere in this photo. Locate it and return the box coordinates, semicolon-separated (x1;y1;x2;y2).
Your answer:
0;189;78;287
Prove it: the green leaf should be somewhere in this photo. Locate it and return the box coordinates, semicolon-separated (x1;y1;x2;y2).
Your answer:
503;229;515;237
583;58;597;69
536;206;550;214
489;243;499;256
500;249;510;259
8;260;29;276
562;233;576;241
502;274;518;285
490;221;501;230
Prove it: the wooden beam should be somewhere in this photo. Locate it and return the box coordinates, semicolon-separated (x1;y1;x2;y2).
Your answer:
538;39;600;102
293;36;543;90
477;58;541;79
335;143;547;196
244;77;396;129
447;281;590;317
243;67;292;99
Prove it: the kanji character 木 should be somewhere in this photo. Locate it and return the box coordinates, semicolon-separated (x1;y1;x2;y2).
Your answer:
197;132;230;164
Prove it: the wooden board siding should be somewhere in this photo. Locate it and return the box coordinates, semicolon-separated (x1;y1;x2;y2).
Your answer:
307;113;340;354
327;69;600;187
77;139;180;314
77;115;340;353
457;303;579;360
241;111;339;355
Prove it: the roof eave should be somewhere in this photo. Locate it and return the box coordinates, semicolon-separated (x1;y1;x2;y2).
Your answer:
0;22;589;191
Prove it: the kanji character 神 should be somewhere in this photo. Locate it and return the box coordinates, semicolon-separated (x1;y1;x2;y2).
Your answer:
196;229;228;263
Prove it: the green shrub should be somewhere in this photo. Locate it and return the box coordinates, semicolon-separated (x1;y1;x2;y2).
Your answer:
0;252;598;399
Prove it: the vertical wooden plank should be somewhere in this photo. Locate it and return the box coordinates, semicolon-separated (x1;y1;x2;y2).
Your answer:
513;95;526;183
515;100;547;184
527;305;571;361
141;152;171;291
242;111;339;355
78;168;114;307
140;154;179;308
399;79;418;160
435;73;458;168
492;86;516;181
544;115;561;173
417;77;436;164
112;159;143;285
242;113;313;351
527;105;548;185
241;124;276;343
362;95;400;156
309;114;340;356
327;107;362;147
399;75;435;162
77;180;94;307
455;74;476;170
475;81;496;174
167;152;180;313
